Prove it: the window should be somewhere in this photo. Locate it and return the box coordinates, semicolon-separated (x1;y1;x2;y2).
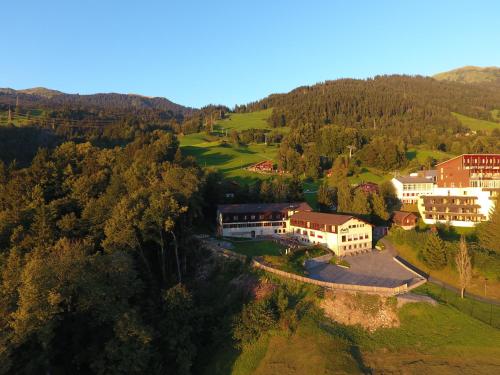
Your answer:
251;215;255;220
310;231;315;237
233;215;238;220
342;235;346;242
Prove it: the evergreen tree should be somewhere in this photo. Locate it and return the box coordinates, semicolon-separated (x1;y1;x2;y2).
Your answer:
371;193;390;222
337;178;352;214
421;232;447;269
351;189;371;216
477;199;500;253
317;182;334;212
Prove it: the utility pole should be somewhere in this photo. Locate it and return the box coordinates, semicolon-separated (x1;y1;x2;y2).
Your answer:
347;145;356;159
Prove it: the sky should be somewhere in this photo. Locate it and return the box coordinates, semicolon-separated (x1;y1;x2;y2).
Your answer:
2;0;500;108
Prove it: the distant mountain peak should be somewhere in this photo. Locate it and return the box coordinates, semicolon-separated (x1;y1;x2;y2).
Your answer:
434;66;500;84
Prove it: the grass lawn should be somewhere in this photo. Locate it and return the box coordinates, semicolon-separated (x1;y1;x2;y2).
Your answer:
452;112;500;133
262;246;330;275
348;167;391;184
213;109;275;132
406;146;455;164
229;240;285;257
390;242;500;301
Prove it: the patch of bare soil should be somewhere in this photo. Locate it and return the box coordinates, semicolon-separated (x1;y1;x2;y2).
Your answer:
230;274;276;300
320;290;399;332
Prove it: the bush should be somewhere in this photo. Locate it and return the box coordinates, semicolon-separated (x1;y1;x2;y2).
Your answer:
233;299;277;348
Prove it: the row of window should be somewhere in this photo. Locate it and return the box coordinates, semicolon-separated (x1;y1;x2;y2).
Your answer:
340;243;371;251
341;233;369;242
348;223;365;228
225;214;282;221
223;222;285;228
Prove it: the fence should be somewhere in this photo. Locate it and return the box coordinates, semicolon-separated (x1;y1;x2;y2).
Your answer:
423;283;500;329
252;258;409;296
204;240;422;296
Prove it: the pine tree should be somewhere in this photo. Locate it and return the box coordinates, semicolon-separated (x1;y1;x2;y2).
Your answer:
477;198;500;253
317;182;334;212
336;177;352;213
371;193;390;222
421;232;447;270
351;189;371;216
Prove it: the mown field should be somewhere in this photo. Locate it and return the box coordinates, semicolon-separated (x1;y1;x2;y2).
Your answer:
179;110;284;183
202;280;500;375
213;109;276;132
453;112;500;133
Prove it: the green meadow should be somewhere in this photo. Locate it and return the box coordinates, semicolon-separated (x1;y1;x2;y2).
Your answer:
213;109;275;132
203;280;500;375
180;110;284;183
453;112;500;133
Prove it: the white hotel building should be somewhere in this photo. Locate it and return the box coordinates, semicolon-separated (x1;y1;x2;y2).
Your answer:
217;203;373;256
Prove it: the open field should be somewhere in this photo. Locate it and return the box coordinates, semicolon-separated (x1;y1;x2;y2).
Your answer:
180;134;280;182
348;167;391;184
179;111;286;183
214;109;275;132
406;146;455;163
453;112;500;133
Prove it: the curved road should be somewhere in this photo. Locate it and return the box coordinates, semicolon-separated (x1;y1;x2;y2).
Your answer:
380;238;500;306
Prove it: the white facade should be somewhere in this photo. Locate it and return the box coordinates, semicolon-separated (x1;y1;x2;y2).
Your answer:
391;176;435;205
288;217;372;256
418;187;496;227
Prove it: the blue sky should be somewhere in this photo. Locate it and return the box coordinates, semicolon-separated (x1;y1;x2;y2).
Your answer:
3;0;499;108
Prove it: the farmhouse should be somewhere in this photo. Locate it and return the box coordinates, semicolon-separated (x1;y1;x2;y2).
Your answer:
247;160;276;173
289;211;373;256
391;211;418;230
355;182;379;195
217;202;312;238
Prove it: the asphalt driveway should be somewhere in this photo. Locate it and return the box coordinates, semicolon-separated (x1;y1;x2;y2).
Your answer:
305;250;418;288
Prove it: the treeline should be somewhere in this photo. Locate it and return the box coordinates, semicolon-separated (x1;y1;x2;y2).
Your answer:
236;75;500;174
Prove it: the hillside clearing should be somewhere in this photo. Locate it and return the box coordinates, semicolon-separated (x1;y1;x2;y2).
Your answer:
453;112;500;133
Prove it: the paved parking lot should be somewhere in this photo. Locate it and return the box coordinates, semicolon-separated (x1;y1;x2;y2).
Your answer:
305;250;418;288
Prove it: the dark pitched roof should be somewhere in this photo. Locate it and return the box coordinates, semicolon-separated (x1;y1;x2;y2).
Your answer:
290;211;373;226
392;211;417;224
217;202;312;214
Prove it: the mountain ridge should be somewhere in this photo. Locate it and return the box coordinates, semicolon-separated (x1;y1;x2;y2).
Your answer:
433;66;500;84
0;87;194;114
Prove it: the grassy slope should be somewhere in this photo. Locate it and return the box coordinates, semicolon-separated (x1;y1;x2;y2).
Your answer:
214;109;275;132
406;146;455;163
179;111;283;183
205;283;500;374
392;242;500;301
452;112;500;133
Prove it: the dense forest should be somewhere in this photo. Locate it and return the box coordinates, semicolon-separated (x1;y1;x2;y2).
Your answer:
1;73;500;373
235;76;500;175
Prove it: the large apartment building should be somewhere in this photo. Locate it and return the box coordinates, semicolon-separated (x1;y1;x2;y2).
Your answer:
418;154;499;227
217;203;372;255
289;211;372;256
216;202;312;238
391;171;436;205
391;154;499;227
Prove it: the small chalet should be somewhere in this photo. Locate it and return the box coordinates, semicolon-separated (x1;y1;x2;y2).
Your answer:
247;160;276;173
392;211;418;230
355;182;379;195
